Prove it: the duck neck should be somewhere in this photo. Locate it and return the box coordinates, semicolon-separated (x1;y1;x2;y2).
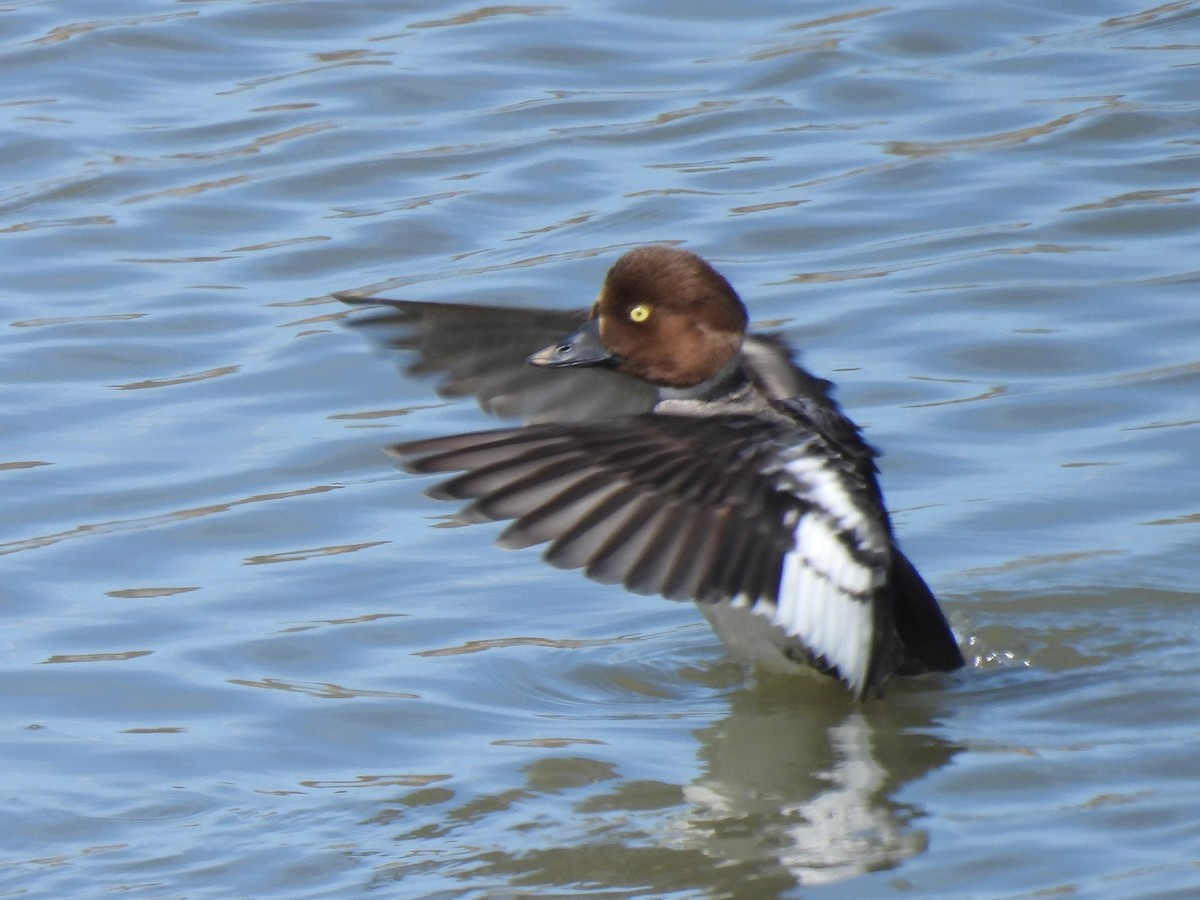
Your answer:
657;360;747;402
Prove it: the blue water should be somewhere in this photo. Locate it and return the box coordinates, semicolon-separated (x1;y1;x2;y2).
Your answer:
3;1;1199;896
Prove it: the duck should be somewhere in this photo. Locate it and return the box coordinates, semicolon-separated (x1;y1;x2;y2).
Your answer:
336;245;964;699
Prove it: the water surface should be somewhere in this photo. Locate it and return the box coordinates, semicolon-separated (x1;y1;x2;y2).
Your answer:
2;1;1200;897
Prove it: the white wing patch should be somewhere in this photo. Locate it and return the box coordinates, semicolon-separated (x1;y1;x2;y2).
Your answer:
756;454;890;697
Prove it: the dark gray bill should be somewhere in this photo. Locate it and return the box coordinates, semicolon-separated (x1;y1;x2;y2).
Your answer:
527;317;615;369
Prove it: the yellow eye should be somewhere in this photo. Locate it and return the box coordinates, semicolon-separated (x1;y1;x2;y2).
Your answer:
628;304;651;323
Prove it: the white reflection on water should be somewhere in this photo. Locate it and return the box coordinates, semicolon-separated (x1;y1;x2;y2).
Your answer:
683;718;916;883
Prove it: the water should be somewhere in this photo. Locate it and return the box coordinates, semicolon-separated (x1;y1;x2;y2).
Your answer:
3;1;1199;896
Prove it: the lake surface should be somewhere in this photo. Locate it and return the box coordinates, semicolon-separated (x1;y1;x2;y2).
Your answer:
3;1;1199;896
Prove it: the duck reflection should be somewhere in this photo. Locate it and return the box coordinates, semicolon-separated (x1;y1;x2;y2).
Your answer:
361;671;957;893
667;679;956;886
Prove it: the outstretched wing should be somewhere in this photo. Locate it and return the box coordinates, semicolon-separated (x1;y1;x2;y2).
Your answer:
394;413;897;697
336;294;656;423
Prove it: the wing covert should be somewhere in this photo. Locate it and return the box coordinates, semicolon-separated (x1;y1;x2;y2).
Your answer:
336;294;657;423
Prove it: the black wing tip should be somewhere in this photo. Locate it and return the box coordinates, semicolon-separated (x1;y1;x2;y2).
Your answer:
911;633;966;673
333;288;417;306
889;550;966;674
332;290;383;305
387;427;538;477
386;440;456;476
334;293;429;325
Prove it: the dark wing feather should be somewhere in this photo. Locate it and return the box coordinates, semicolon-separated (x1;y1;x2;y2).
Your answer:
336;295;656;423
394;411;962;696
888;549;966;673
392;414;807;608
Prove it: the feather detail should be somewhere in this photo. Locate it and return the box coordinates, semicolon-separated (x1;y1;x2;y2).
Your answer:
394;412;904;696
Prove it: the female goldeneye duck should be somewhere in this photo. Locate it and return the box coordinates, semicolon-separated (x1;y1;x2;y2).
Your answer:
337;246;964;700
